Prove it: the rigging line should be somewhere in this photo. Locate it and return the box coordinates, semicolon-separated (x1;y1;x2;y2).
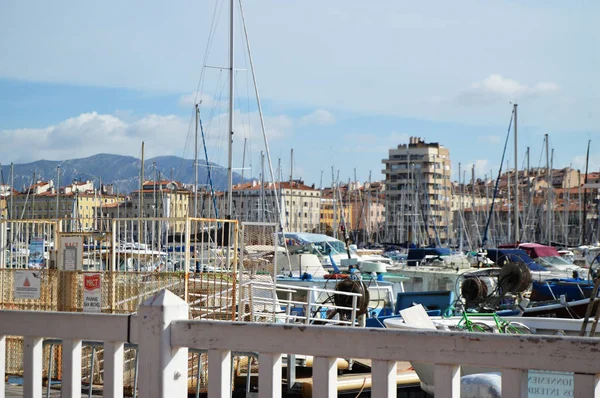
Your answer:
195;0;226;108
481;109;515;248
177;0;225;179
199;116;219;219
204;71;228;166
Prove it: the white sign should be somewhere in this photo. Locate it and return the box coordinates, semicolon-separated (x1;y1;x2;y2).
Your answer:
528;370;573;397
83;273;102;313
59;235;84;270
14;270;41;299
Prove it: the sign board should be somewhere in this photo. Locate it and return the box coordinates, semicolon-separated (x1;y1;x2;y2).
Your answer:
83;273;102;313
14;270;41;299
528;370;573;397
28;237;45;268
58;235;84;270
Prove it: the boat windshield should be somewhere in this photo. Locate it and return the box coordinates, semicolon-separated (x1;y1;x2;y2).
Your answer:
536;256;575;268
313;240;346;256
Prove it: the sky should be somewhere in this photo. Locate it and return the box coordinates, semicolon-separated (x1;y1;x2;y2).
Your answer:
1;0;599;186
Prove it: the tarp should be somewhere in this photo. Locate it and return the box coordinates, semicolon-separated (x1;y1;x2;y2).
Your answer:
518;243;561;259
485;249;547;272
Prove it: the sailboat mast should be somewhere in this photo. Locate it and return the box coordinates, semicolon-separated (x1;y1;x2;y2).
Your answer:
139;141;145;243
545;134;550;244
56;166;60;220
226;0;235;218
582;139;591;245
513;103;519;242
289;149;294;230
10;163;14;220
194;104;199;218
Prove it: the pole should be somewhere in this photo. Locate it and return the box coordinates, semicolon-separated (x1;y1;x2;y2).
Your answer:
513;103;519;242
56;166;61;220
260;151;265;222
550;148;555;244
10;163;14;220
226;0;235;218
582;140;591;245
139;141;144;243
545;134;550;245
194;104;199;218
458;163;463;251
289;149;294;230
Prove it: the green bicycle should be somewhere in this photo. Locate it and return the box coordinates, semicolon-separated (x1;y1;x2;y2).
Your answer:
457;312;533;334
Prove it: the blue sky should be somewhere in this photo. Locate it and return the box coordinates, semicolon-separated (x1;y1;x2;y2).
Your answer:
1;0;599;185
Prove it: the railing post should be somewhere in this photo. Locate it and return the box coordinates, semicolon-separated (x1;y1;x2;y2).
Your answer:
61;339;82;398
0;335;5;398
23;336;43;398
258;353;282;398
312;357;337;398
137;289;189;398
434;364;460;398
502;368;528;398
574;373;600;397
371;360;397;398
103;342;124;398
208;349;232;398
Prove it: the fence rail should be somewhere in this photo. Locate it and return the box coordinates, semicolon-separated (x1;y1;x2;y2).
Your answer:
2;289;600;398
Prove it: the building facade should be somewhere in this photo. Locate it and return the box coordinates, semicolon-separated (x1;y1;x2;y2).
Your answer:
382;137;451;245
211;180;322;232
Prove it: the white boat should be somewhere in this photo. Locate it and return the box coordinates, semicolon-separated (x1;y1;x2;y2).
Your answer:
384;306;598;394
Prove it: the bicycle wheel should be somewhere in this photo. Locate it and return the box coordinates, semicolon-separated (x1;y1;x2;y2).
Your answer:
470;322;494;333
502;321;533;334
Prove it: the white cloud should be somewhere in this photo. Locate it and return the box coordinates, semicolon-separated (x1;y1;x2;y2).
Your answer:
571;153;600;171
300;109;336;125
478;135;501;144
341;131;411;153
0;112;189;163
455;74;560;105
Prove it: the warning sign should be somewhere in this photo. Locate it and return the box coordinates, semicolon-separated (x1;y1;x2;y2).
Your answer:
58;235;84;271
83;273;102;313
14;270;41;299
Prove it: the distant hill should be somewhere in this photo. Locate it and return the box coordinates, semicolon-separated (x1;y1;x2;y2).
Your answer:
0;153;247;194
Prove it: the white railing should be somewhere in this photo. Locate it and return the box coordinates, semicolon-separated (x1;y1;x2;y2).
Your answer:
238;280;362;325
2;289;600;398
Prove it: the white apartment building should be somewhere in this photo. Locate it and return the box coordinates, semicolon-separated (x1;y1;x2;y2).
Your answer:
382;137;451;245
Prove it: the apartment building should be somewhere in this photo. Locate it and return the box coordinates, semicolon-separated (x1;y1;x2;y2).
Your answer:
213;180;321;232
10;180;122;231
101;180;191;233
382;137;451;245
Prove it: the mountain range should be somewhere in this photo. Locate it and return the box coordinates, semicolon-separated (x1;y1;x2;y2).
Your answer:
0;154;247;194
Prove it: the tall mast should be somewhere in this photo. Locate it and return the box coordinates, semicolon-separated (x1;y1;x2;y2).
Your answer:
289;149;294;230
10;163;13;220
582;139;591;245
550;148;555;244
226;0;235;218
194;104;199;218
507;160;511;243
56;166;60;220
513;103;519;242
139;141;145;243
526;146;531;240
260;151;265;222
332;166;337;238
545;134;550;244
